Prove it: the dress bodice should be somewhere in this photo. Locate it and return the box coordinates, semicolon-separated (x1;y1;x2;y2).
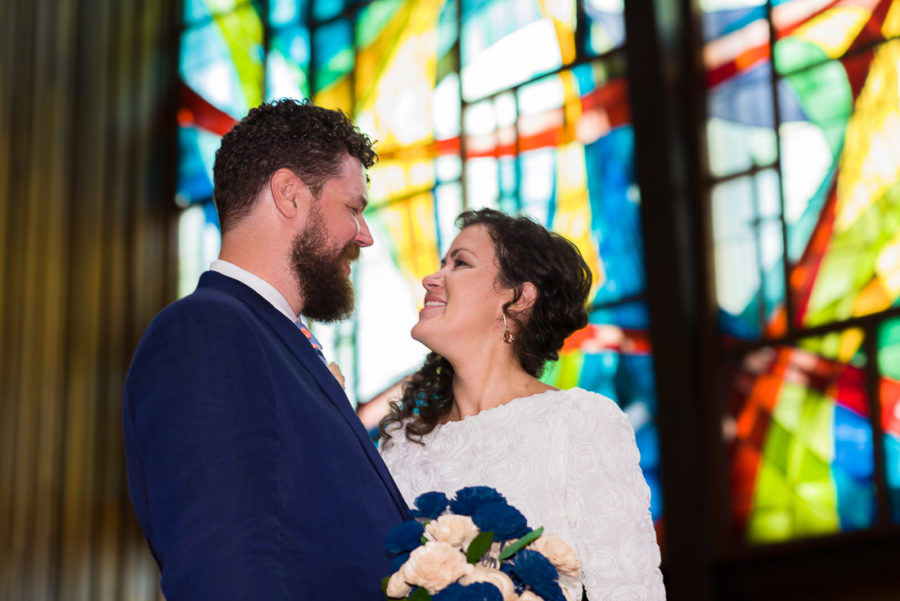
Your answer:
380;388;666;600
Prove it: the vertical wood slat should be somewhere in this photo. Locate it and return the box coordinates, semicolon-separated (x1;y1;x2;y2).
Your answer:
0;0;177;599
6;1;38;599
58;0;110;596
28;0;75;598
95;0;134;597
0;0;14;594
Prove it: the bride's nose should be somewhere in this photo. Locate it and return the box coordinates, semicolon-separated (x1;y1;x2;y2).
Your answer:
422;272;442;289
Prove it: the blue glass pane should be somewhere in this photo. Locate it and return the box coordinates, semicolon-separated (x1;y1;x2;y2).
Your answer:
585;126;645;303
176;126;220;204
184;0;246;25
270;0;307;26
313;0;345;21
313;19;354;90
833;404;875;531
886;433;900;523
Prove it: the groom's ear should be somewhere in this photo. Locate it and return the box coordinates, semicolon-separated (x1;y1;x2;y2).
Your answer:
270;168;309;218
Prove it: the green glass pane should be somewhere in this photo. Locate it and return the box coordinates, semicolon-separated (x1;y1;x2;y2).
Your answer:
356;0;403;48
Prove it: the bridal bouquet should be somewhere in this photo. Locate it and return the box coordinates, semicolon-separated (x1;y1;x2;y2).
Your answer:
382;487;580;601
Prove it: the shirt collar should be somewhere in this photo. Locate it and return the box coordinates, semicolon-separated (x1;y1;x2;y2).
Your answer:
209;259;298;323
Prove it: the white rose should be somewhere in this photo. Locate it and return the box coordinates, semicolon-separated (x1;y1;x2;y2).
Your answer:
385;571;412;598
425;514;480;549
400;541;473;594
530;533;581;578
460;566;517;601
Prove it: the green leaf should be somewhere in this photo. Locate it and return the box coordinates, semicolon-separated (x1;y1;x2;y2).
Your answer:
381;576;391;599
466;531;495;564
498;526;544;561
409;587;432;601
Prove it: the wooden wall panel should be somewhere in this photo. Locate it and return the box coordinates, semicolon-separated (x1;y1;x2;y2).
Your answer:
0;0;178;599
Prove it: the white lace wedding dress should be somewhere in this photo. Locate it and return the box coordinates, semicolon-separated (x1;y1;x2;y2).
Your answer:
380;387;666;601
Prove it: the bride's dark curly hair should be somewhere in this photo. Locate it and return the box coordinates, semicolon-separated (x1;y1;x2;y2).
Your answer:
378;208;592;444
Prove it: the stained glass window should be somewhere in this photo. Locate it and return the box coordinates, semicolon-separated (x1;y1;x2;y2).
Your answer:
177;0;662;524
702;0;900;545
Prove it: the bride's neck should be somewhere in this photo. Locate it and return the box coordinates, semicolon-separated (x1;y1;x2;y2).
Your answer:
445;358;553;422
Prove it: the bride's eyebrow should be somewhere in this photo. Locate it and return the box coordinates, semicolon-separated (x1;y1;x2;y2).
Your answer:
440;247;475;265
449;248;475;259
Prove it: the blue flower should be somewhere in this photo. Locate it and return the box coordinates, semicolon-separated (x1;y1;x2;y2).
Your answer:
449;486;507;516
385;520;425;554
390;551;410;572
528;579;566;601
410;491;449;519
505;549;565;601
432;582;503;601
472;501;530;541
432;583;466;601
500;564;524;594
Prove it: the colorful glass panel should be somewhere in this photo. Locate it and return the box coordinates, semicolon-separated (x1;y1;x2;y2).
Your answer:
460;0;576;102
312;18;355;112
704;0;900;544
584;0;625;56
178;3;261;204
184;0;247;25
711;170;786;340
177;202;222;298
877;318;900;524
789;42;900;329
723;331;875;544
267;27;311;100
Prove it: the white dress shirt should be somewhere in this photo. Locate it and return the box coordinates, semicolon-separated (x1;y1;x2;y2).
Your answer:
209;259;297;323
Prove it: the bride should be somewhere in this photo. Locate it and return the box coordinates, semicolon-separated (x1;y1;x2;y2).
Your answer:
379;208;666;600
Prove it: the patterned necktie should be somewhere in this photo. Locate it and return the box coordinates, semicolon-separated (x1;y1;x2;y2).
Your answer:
296;319;328;365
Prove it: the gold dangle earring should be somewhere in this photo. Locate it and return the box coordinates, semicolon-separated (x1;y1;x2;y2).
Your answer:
502;313;515;344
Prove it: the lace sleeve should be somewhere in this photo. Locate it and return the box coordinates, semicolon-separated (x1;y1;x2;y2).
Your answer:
565;395;666;600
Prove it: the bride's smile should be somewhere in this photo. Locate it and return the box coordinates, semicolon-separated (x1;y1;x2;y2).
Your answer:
411;224;512;358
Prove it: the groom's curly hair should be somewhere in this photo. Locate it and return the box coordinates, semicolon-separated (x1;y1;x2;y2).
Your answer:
213;98;376;233
379;208;592;445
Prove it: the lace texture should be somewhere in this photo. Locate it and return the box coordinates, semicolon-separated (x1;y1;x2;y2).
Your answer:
380;388;666;601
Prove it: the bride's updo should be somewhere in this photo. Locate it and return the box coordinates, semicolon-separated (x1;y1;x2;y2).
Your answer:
379;208;592;444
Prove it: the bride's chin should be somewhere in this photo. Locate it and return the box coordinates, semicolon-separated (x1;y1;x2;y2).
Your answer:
410;323;438;351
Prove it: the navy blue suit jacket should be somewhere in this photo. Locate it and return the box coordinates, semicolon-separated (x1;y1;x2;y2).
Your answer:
123;271;409;600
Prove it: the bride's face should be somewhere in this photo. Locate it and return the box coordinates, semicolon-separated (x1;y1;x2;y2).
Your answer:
411;224;511;355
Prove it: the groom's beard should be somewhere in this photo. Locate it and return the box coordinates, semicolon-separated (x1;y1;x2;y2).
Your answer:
291;209;360;323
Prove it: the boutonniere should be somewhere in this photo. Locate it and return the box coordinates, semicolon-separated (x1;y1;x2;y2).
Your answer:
327;361;345;389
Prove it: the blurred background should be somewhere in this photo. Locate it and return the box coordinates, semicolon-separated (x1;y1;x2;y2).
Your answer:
3;0;900;599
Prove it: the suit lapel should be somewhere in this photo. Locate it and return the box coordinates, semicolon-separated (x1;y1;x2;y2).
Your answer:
198;272;409;517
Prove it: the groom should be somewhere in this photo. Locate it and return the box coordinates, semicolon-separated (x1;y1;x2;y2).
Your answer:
123;99;408;600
